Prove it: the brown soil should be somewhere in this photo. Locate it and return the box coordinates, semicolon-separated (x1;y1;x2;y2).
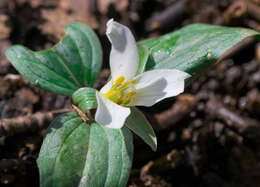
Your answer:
1;0;260;186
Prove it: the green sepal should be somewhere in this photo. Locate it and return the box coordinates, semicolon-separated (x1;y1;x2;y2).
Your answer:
126;107;157;151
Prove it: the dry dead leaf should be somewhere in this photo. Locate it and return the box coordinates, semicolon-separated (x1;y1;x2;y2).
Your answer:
0;14;11;40
40;0;98;41
97;0;129;15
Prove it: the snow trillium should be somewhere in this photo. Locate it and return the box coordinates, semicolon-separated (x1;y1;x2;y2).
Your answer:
95;19;191;129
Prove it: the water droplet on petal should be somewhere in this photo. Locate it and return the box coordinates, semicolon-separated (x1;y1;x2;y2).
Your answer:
207;52;212;60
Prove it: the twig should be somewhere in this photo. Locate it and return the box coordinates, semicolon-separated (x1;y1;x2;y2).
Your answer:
141;149;184;177
145;0;188;32
223;0;247;24
0;109;71;137
247;1;260;22
154;94;196;129
72;104;94;123
205;96;260;132
256;43;260;64
2;74;30;87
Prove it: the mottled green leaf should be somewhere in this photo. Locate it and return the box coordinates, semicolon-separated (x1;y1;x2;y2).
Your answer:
136;44;149;75
5;22;102;96
139;24;260;78
37;112;133;187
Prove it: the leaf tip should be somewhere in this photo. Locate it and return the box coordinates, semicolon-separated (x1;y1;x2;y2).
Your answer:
5;44;24;57
5;46;15;59
151;145;157;152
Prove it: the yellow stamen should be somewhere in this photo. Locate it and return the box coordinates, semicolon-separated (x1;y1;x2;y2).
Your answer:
124;91;136;99
115;76;125;85
103;76;137;106
122;91;136;105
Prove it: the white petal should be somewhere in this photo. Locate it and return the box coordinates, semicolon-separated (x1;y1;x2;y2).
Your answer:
100;79;113;94
130;69;191;106
95;92;131;128
106;19;138;81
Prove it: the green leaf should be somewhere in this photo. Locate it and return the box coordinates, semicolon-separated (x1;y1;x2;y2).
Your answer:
126;107;157;151
136;44;149;75
5;22;102;96
139;24;260;78
72;87;97;112
37;112;133;187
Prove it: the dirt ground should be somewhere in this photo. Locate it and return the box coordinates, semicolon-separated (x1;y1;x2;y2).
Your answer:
1;0;260;186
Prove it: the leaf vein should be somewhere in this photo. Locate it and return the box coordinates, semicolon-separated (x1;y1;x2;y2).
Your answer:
76;25;100;86
51;49;82;87
31;54;79;89
118;130;125;186
48;115;81;186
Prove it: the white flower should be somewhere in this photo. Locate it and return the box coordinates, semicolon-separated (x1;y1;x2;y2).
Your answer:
95;19;191;128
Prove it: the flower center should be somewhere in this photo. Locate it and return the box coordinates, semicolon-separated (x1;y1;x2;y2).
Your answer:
103;76;136;105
